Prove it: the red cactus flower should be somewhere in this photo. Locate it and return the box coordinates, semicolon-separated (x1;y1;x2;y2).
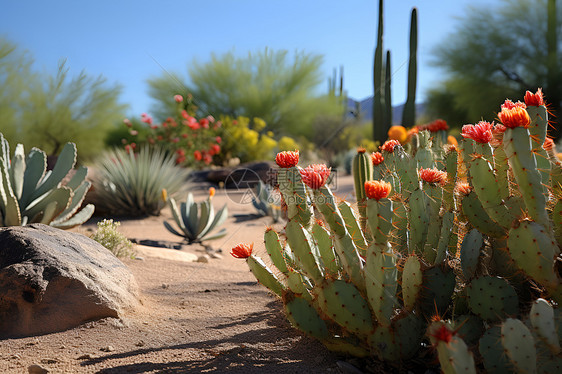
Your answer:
275;150;299;168
461;121;493;143
419;167;447;185
524;88;544;107
455;182;472;196
364;180;392;200
431;324;454;344
371;152;384;166
543;137;555;151
357;147;367;154
231;243;253;259
498;106;531;129
427;119;449;132
300;164;331;190
501;99;526;110
381;139;400;153
174;94;183;103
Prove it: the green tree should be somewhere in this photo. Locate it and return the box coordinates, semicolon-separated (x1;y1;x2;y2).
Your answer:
148;49;342;138
427;0;562;137
0;38;127;161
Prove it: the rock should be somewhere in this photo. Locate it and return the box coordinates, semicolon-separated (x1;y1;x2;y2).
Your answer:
77;354;94;360
0;224;140;338
28;364;49;374
206;161;277;188
100;345;115;352
196;254;210;263
133;245;197;263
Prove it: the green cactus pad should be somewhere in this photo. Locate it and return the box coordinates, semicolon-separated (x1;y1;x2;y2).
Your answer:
247;255;285;297
393;147;418;197
370;324;400;361
285;219;324;283
479;326;512;374
435;211;454;264
394;312;424;359
315;279;374;336
422;184;443;263
530;298;560;354
420;264;456;317
503;127;550;228
366;197;393;245
338;200;367;255
553;198;562;248
402;255;423;312
311;221;339;275
408;188;429;254
452;314;484;347
467;276;519;322
277;167;312;226
364;242;398;326
283;293;330;340
264;228;288;274
460;229;484;280
286;269;311;299
507;220;559;289
391;199;409;254
527;105;548;146
501;318;537;374
460;191;506;238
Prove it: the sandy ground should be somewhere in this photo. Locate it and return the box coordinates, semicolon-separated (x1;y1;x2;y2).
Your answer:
0;175;362;373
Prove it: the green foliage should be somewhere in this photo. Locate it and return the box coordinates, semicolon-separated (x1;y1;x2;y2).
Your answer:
429;0;562;135
0;38;127;161
164;190;228;244
148;48;341;139
90;219;135;258
0;133;94;228
91;146;190;216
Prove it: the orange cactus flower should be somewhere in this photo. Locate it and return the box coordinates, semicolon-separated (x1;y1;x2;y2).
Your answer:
371;152;384;166
419;167;447;185
524;88;545;107
427;119;449;132
447;135;458;147
357;147;367;154
300;164;331;190
543;137;555;151
461;121;493;144
161;188;168;202
455;182;472;196
275;150;299;168
231;243;254;259
364;180;392;200
497;106;531;129
388;125;408;143
209;187;216;198
381;139;401;153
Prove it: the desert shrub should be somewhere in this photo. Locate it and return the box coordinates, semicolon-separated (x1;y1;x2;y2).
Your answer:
120;95;222;168
90;219;135;258
91;146;190;216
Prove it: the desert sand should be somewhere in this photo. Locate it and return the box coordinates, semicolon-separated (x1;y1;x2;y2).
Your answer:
0;175;366;373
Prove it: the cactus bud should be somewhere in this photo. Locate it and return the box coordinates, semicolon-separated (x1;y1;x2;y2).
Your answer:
275;150;299;168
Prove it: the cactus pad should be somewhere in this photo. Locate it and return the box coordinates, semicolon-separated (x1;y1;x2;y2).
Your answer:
467;276;519;322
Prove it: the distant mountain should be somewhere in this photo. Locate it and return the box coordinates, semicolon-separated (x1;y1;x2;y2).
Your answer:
347;96;426;125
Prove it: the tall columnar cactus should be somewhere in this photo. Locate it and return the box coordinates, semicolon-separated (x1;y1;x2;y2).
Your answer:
352;148;373;233
233;90;562;371
0;133;94;229
402;7;418;128
373;0;386;143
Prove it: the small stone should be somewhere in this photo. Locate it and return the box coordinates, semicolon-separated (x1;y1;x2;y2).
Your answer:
28;364;49;374
209;252;222;259
40;358;58;364
134;256;145;261
77;354;94;360
100;345;115;352
135;340;145;347
196;255;210;263
161;283;169;289
11;354;21;359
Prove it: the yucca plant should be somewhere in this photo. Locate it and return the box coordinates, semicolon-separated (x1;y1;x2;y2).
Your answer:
0;133;94;229
91;146;190;216
164;188;228;244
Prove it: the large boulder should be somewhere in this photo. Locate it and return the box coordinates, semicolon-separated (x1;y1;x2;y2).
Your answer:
0;224;140;338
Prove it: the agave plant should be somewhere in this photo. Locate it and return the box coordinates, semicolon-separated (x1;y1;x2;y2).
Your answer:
164;188;228;244
92;146;190;216
251;180;282;222
0;133;94;229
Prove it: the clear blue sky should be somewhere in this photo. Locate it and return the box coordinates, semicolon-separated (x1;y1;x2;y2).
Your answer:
1;0;495;117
